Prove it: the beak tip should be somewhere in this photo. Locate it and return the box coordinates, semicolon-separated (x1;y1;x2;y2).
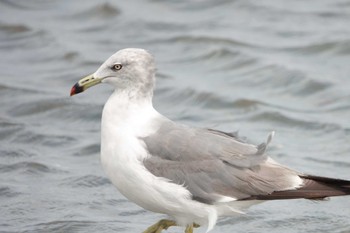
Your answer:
70;83;83;96
70;86;76;96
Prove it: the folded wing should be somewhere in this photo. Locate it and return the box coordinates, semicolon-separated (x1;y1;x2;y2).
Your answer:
142;120;304;204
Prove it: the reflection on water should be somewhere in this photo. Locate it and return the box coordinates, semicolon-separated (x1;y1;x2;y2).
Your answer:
0;0;350;232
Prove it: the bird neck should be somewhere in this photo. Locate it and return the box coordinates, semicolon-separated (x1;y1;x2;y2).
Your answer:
102;90;158;130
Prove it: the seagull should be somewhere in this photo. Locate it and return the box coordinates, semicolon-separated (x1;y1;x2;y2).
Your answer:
70;48;350;233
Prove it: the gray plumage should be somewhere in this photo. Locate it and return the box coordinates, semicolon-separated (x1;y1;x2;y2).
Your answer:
142;118;302;204
143;117;350;204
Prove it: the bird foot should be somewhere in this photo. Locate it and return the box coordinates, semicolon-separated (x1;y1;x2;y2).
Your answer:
143;219;200;233
143;219;176;233
185;223;200;233
185;224;193;233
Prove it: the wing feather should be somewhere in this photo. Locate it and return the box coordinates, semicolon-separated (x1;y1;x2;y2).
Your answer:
142;120;301;204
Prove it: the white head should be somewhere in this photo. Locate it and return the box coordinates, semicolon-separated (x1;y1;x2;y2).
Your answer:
71;48;156;99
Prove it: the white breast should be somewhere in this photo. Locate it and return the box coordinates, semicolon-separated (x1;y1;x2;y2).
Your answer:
100;92;191;213
99;92;220;232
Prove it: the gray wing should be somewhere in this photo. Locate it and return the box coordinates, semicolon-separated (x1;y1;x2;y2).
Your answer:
142;119;300;204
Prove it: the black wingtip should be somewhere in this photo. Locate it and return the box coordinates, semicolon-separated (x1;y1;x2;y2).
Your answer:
242;175;350;201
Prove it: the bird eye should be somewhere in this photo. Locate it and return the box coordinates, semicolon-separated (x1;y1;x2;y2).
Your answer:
112;64;122;71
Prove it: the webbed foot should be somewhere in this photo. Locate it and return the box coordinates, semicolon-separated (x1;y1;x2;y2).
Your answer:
143;219;176;233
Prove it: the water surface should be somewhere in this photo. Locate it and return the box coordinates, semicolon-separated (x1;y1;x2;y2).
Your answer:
1;0;350;232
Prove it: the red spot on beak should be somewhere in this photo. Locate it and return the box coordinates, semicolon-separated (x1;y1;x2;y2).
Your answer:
70;86;76;96
70;83;84;96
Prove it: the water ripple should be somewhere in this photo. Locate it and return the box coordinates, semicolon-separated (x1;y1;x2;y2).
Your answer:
237;64;332;96
0;27;50;51
155;35;257;48
0;23;30;34
0;186;21;198
0;161;62;174
0;121;24;140
288;39;350;55
73;2;121;19
0;0;57;10
0;148;35;158
8;99;70;117
73;143;100;157
14;131;76;147
62;175;110;188
247;111;342;131
305;157;350;168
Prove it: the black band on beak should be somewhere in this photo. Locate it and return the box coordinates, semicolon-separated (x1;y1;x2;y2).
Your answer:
70;83;84;96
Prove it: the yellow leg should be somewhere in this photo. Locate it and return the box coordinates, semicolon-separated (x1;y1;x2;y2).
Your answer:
185;224;193;233
143;219;176;233
185;223;200;233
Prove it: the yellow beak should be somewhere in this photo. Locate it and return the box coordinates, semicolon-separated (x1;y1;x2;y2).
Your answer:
70;74;101;96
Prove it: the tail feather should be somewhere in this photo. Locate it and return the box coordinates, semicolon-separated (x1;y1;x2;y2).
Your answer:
247;175;350;201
